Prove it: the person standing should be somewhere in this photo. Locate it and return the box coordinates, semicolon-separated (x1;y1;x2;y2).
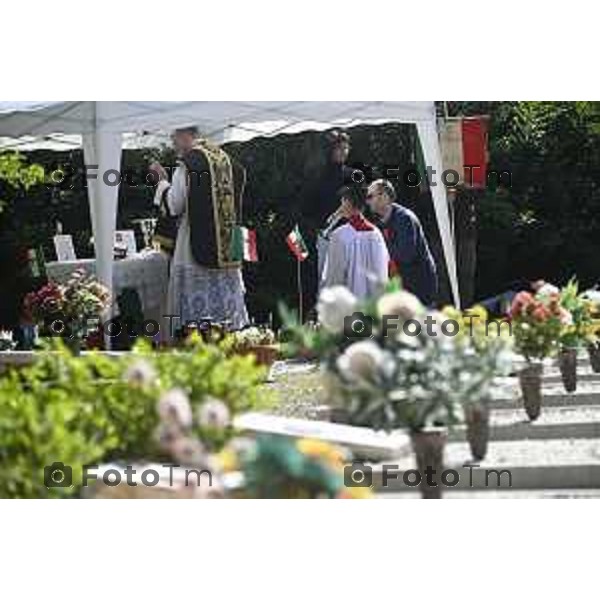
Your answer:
321;187;389;299
151;126;249;338
306;130;354;227
301;130;356;314
366;179;438;305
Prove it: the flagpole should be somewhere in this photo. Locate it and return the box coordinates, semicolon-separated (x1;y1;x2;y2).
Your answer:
296;258;303;324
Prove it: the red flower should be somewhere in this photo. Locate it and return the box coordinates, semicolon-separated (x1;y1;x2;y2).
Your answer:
510;291;533;317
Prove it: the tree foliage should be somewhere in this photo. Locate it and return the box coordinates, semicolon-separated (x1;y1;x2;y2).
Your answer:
0;151;45;212
449;101;600;297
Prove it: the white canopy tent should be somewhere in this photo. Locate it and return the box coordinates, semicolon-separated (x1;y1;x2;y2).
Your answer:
0;101;459;315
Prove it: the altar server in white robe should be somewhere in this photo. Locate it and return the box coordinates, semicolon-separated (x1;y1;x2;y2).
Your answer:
321;186;389;299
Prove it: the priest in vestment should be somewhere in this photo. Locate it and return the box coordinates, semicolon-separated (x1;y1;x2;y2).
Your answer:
152;127;249;338
321;187;389;299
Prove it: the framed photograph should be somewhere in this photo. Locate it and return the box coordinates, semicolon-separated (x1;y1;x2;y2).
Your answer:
53;235;76;262
115;230;137;257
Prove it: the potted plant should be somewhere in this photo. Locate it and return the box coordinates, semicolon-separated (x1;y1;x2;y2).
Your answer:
23;269;111;355
231;326;280;367
442;305;513;461
556;280;595;392
509;291;565;420
349;324;463;499
581;290;600;373
588;328;600;374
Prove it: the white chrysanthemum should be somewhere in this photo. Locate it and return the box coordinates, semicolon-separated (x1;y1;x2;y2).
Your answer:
337;340;390;382
123;359;157;387
157;388;193;428
535;283;559;298
377;290;423;322
583;290;600;305
154;423;181;449
170;437;208;467
197;398;231;429
317;286;358;334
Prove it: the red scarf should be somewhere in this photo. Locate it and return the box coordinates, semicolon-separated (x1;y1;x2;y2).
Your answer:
349;214;374;231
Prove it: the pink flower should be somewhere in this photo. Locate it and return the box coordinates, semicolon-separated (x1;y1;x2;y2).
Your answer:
559;308;573;326
510;291;533;317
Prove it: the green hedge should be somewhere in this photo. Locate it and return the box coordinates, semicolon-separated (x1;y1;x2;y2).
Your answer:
0;339;272;498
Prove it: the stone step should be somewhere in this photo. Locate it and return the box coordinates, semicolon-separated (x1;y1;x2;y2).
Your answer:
490;384;600;410
370;439;600;492
543;371;600;384
315;390;600;426
514;355;593;369
376;489;600;499
450;405;600;441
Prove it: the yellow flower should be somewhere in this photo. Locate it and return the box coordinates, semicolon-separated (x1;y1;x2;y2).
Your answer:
216;448;239;473
184;330;204;347
441;305;461;321
465;304;489;322
296;438;346;469
338;486;374;499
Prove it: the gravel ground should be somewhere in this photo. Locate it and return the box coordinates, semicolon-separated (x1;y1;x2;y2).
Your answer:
263;360;325;419
264;360;600;418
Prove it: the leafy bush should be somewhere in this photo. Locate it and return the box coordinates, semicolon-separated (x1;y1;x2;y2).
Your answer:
0;337;273;498
0;373;104;498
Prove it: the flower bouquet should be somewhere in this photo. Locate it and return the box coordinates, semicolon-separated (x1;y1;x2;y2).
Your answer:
508;291;566;419
583;289;600;372
231;326;279;367
22;281;63;324
442;305;513;460
556;279;597;391
23;270;111;354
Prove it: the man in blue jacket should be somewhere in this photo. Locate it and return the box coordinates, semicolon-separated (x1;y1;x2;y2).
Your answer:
366;179;438;305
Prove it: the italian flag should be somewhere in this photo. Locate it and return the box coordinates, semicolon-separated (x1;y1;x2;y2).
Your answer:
286;225;309;262
231;226;259;262
438;116;489;188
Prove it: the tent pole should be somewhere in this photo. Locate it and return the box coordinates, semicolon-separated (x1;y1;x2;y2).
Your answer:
416;119;460;308
82;108;122;349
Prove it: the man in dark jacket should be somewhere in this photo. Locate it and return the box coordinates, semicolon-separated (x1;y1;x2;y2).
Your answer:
366;179;438;305
300;130;355;316
303;130;354;232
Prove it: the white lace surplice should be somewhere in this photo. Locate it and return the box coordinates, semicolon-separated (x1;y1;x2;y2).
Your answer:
321;224;389;299
155;164;249;332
